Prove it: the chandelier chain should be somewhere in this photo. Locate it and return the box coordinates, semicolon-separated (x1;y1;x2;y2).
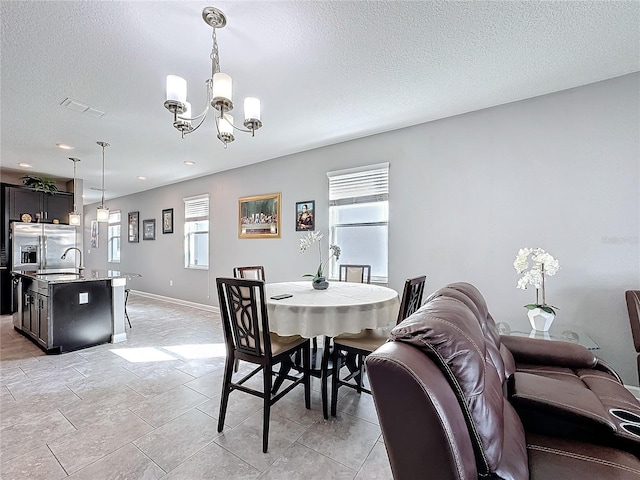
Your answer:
210;28;220;77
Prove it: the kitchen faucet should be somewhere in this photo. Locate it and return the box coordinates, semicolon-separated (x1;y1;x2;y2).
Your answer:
61;247;83;272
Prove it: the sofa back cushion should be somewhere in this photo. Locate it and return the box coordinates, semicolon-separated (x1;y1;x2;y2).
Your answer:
390;295;528;478
426;283;509;384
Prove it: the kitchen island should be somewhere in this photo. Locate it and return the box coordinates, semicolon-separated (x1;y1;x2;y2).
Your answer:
12;269;140;353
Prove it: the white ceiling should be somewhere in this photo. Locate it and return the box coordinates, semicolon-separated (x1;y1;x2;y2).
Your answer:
1;1;639;204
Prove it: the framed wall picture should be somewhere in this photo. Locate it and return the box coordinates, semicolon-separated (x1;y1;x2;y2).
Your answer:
128;212;139;242
90;220;99;248
238;193;281;239
143;219;156;240
295;200;315;231
162;208;174;234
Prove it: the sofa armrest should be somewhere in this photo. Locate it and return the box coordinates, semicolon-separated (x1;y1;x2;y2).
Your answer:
510;372;616;432
500;335;597;369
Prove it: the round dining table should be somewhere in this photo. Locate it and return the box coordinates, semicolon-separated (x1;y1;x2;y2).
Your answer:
265;280;400;418
265;281;400;337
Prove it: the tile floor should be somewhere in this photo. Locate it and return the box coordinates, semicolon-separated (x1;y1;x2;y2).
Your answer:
0;294;393;480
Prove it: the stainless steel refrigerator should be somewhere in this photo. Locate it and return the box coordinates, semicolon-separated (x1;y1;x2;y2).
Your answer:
11;223;77;271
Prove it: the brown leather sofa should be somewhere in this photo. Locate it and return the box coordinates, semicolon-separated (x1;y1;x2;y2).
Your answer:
367;283;640;479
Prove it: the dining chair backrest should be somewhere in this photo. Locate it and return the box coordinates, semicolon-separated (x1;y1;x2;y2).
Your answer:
217;277;272;359
397;275;427;325
339;264;371;284
233;265;266;282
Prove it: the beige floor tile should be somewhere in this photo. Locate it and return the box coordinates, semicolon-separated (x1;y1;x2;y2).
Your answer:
48;410;153;474
260;442;356;480
129;384;209;427
298;413;381;471
133;408;220;472
66;443;165;480
354;441;393;480
162;441;259;480
0;444;67;480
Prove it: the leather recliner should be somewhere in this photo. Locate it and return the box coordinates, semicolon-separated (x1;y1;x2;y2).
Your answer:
367;284;640;479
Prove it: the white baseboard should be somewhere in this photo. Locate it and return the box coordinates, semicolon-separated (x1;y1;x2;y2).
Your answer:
111;333;127;343
129;290;219;314
625;384;640;400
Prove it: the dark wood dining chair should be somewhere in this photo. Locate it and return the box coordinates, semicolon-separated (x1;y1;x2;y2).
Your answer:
338;264;371;283
216;277;310;453
233;265;266;281
330;275;426;416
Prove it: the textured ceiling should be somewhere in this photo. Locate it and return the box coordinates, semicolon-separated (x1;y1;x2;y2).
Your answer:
1;1;639;204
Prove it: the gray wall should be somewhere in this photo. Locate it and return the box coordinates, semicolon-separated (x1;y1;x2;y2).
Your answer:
84;73;640;384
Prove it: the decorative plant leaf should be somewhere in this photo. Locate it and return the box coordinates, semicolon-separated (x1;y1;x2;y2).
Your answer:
524;303;558;315
21;175;59;194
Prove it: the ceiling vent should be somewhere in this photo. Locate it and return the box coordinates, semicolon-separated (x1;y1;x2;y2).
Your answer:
60;98;105;118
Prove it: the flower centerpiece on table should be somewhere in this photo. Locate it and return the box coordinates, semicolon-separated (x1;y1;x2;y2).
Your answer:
513;247;560;331
299;231;341;290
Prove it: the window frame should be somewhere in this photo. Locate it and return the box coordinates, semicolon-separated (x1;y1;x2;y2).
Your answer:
107;210;121;264
184;194;210;270
327;163;389;283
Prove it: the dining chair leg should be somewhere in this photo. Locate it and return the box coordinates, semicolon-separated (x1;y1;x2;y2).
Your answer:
303;342;311;409
321;336;331;419
272;357;292;395
330;342;341;416
218;352;235;433
263;365;273;453
355;353;363;393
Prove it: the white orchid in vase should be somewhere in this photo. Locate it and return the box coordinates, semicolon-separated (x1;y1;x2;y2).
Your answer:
299;231;341;281
514;247;560;315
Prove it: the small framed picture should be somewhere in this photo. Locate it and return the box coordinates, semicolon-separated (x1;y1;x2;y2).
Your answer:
238;193;281;239
143;219;156;240
162;208;173;234
295;200;315;231
128;212;139;243
90;220;99;248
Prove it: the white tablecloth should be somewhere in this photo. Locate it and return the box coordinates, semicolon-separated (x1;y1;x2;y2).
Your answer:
265;281;400;338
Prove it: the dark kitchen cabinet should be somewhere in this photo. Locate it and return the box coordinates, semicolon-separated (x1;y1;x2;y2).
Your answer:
6;186;73;224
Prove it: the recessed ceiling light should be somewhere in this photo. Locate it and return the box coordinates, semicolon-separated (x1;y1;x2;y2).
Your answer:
18;162;32;168
56;143;74;150
137;176;147;180
184;160;195;166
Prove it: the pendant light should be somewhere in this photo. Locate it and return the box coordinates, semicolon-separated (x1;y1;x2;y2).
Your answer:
96;141;110;222
68;157;81;226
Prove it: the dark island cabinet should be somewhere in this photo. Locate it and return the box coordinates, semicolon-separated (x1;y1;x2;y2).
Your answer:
6;185;73;224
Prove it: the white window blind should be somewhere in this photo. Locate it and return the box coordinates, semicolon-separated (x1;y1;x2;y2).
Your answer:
184;194;209;220
328;163;389;206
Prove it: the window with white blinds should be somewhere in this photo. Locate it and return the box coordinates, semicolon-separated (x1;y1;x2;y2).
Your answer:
184;194;209;269
327;163;389;283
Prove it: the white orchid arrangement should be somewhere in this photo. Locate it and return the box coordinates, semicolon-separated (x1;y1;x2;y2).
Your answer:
299;231;341;280
514;247;560;315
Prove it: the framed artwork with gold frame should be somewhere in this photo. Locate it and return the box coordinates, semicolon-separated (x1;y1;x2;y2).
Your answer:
238;193;281;239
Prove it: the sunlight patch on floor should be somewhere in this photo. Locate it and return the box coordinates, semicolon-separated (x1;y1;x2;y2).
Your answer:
163;343;226;359
110;347;177;363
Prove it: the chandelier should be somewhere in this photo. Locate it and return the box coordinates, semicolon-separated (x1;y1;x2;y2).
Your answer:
163;7;262;147
96;141;110;222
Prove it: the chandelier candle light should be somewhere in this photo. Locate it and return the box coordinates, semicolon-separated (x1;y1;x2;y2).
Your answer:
514;247;560;331
299;231;341;290
164;7;262;147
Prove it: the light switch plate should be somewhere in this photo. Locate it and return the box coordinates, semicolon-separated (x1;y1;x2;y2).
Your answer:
79;292;89;304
